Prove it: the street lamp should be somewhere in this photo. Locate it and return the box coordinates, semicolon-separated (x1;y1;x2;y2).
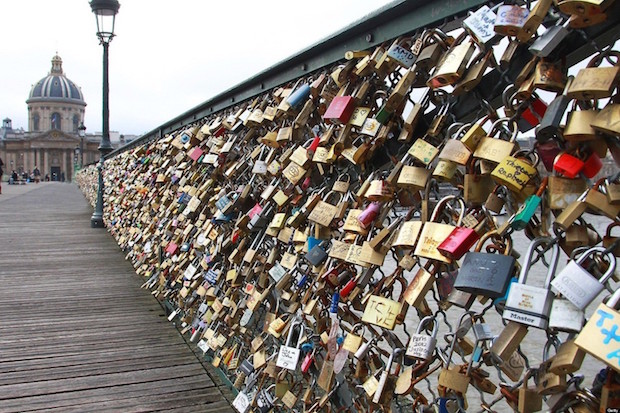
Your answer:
89;0;120;228
78;122;86;168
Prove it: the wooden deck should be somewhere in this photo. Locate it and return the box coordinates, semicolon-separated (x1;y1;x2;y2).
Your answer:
0;183;234;413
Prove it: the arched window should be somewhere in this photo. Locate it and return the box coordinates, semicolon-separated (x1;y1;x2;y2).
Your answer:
73;115;80;133
33;113;40;131
51;112;61;130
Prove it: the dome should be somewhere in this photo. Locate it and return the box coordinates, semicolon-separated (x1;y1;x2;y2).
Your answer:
27;54;85;104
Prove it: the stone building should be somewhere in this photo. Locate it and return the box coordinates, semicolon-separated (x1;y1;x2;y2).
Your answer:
0;54;100;182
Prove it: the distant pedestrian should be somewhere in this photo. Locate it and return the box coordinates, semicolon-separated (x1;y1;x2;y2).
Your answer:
11;170;17;185
33;166;41;184
61;172;65;182
0;157;4;194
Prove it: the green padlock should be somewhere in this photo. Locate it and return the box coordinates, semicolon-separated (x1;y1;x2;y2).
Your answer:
511;178;547;231
375;103;393;125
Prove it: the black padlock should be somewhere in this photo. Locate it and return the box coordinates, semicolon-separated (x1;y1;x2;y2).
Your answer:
535;76;573;142
305;241;328;266
453;231;516;298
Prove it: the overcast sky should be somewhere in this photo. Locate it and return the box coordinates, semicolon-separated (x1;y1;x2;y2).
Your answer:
0;0;393;136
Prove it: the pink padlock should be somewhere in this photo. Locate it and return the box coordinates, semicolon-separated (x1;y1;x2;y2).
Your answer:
357;202;381;229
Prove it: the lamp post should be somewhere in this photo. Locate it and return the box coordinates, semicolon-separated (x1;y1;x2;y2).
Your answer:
89;0;120;228
78;122;86;168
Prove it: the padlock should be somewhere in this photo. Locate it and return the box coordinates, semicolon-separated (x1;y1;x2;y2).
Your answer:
554;189;589;230
548;296;585;333
592;103;620;137
553;152;585;179
575;288;620;372
491;150;539;193
494;5;530;37
535;76;574;142
406;316;438;361
452;49;495;95
490;321;529;362
386;36;416;68
537;338;568;395
549;339;586;375
563;105;599;142
503;237;559;329
427;36;475;88
463;160;495;206
414;195;465;264
529;19;572;57
567;50;620;100
438;319;471;394
557;0;615;20
511;178;548;231
473;117;518;164
372;348;403;404
603;221;620;256
550;245;617;310
517;0;552;43
484;185;507;213
518;373;543;413
454;230;516;298
462;4;500;47
438;217;486;260
585;179;620;219
532;59;567;93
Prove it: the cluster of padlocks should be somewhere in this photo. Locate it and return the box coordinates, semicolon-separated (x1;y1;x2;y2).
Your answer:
77;1;620;412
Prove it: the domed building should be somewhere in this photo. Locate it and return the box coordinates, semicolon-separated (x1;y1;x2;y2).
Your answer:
27;54;86;134
1;54;100;182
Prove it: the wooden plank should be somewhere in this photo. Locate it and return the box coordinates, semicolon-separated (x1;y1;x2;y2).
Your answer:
23;388;234;413
0;375;212;412
0;184;230;412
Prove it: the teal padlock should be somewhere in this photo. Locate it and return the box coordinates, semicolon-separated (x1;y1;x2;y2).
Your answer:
511;178;547;231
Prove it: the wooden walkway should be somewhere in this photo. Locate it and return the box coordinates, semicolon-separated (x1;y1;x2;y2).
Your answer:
0;183;233;413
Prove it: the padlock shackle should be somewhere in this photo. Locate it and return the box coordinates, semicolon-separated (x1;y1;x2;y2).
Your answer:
608;288;620;309
574;246;617;284
415;315;439;337
518;237;559;286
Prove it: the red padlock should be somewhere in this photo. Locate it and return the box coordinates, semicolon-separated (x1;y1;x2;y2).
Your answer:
581;152;602;178
519;97;548;131
323;96;355;124
437;226;481;260
321;263;343;287
553;152;584;178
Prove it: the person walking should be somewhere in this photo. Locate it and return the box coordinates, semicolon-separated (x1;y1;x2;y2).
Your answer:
33;166;41;184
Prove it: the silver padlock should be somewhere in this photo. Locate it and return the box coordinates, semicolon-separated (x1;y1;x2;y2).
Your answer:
406;316;438;361
550;246;617;310
503;237;559;329
548;297;585;332
276;318;303;370
373;347;403;404
529;19;572;57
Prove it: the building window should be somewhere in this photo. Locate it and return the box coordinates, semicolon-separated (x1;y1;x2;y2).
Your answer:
73;115;79;133
51;112;61;130
33;113;40;131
